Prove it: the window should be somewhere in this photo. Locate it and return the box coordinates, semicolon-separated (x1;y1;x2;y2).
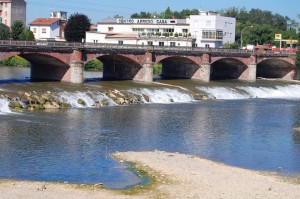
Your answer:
42;28;46;33
205;44;210;48
202;30;223;40
118;40;123;45
133;28;144;32
170;42;176;47
108;27;113;32
163;29;174;33
147;41;153;46
33;28;37;33
182;29;188;33
159;42;164;46
216;31;223;39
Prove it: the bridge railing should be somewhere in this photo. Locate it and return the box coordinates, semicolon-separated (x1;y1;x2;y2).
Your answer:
0;40;290;55
83;42;253;53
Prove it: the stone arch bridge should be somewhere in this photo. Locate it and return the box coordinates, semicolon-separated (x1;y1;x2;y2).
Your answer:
0;40;296;83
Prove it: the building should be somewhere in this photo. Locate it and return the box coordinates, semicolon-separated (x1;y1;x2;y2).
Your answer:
29;11;67;41
189;11;235;48
0;0;26;27
86;11;236;48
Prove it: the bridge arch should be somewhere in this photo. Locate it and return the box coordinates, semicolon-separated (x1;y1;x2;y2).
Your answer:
156;56;201;79
0;52;73;82
257;58;297;79
18;53;71;81
210;58;248;80
97;54;143;80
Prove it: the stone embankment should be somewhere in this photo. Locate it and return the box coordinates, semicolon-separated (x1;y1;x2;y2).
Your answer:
0;89;211;112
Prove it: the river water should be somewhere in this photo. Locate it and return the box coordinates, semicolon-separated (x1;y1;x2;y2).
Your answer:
0;67;300;189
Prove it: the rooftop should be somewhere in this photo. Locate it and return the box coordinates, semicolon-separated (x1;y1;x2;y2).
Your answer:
29;18;60;26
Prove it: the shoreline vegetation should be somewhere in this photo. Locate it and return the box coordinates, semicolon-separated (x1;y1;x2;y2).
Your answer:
0;151;299;199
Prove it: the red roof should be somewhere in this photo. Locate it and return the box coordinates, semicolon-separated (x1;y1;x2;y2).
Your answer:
29;18;60;26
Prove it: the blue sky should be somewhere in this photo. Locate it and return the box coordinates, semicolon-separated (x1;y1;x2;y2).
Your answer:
26;0;299;24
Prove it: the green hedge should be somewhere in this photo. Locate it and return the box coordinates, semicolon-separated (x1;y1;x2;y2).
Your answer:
153;63;162;74
0;56;30;67
84;59;103;71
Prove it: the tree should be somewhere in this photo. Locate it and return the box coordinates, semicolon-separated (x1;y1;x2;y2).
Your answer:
19;29;35;40
163;7;173;18
0;24;10;39
65;13;91;42
11;20;25;40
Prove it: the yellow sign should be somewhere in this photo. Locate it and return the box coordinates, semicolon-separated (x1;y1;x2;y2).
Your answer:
275;34;282;40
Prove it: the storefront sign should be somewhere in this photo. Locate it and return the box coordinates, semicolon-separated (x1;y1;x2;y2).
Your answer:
117;18;177;25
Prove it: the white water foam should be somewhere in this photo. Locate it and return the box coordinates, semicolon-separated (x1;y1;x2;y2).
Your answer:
129;88;194;103
197;87;248;100
55;91;116;108
198;84;300;100
0;98;11;114
238;85;300;99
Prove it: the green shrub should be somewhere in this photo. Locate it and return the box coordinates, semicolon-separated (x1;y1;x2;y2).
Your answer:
153;63;162;74
84;59;103;71
0;55;30;67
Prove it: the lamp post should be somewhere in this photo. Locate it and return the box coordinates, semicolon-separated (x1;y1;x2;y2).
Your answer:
240;26;253;49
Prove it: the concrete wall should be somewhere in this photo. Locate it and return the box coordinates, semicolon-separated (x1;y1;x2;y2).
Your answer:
11;0;26;25
30;23;60;40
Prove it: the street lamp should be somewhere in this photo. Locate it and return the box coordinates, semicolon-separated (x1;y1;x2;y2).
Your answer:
240;26;253;49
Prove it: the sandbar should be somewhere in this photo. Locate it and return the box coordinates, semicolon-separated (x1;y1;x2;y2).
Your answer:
0;150;299;199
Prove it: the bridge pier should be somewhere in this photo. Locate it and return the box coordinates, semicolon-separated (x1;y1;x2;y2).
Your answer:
192;54;211;82
64;50;83;83
133;52;153;82
239;64;257;81
69;61;84;83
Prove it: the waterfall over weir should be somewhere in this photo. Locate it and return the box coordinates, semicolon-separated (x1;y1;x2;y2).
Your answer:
1;81;300;111
198;84;300;100
0;98;11;114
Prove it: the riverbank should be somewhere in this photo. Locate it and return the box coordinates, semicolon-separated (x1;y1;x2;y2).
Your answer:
1;151;299;199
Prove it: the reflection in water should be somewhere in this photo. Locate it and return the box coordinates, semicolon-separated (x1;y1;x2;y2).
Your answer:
1;100;300;189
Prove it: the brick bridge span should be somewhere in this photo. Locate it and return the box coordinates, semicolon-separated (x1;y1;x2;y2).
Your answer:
0;40;296;83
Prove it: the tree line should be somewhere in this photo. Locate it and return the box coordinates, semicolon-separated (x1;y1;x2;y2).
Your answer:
0;20;34;40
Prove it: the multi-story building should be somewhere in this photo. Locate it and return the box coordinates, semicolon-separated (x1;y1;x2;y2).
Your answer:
189;11;235;48
29;11;67;41
86;11;236;48
0;0;26;27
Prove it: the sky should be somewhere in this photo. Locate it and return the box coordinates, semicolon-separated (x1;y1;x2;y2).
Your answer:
26;0;299;24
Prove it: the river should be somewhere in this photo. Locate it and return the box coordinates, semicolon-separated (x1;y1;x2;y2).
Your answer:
0;67;300;189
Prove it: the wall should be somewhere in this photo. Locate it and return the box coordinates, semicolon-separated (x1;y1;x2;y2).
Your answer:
30;23;60;40
11;0;26;25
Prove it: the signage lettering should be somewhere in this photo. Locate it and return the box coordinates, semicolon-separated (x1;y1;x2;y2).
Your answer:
117;19;177;25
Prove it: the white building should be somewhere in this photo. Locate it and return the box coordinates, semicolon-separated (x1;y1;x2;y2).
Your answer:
29;11;67;41
86;11;236;48
86;18;195;47
189;11;236;48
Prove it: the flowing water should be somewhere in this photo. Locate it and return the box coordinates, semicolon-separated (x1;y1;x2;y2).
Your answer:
0;67;300;189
